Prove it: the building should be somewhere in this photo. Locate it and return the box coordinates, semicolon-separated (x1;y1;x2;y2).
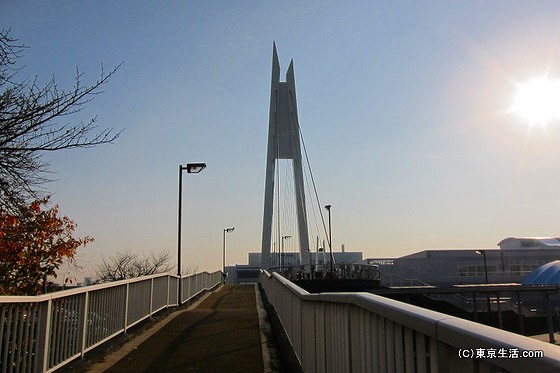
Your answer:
368;237;560;287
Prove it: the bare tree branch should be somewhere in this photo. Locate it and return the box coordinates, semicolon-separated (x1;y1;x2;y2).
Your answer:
0;29;123;211
94;250;173;283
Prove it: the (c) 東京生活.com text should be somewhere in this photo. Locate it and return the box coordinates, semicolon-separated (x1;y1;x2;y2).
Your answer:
458;348;544;359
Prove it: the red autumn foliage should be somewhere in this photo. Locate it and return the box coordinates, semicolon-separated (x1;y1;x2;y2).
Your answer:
0;197;93;295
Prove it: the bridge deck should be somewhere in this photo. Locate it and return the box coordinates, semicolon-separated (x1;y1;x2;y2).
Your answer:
89;284;266;373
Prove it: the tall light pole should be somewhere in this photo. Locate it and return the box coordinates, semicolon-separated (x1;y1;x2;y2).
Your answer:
475;250;489;284
223;227;235;283
281;235;291;270
324;204;333;278
177;162;206;304
475;250;490;312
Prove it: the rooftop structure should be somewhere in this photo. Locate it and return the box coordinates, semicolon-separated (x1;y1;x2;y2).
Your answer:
499;237;560;250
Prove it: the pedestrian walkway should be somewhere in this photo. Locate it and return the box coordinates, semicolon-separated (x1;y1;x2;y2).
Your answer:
90;284;266;372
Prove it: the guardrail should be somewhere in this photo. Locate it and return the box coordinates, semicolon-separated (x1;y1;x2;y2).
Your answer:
260;270;560;372
0;271;222;373
272;264;381;282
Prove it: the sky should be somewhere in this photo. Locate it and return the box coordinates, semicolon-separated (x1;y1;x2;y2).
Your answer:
3;1;560;281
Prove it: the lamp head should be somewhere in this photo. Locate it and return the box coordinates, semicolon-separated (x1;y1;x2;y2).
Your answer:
185;163;207;173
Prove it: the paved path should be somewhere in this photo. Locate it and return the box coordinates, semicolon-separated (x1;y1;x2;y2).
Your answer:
92;285;266;373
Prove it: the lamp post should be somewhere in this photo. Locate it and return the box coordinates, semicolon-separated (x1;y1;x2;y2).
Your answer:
475;250;489;284
223;227;235;283
281;235;291;270
324;204;333;277
475;250;490;312
177;162;206;304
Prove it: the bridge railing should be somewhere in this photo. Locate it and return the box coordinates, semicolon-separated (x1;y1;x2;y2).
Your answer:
0;271;222;373
260;270;560;373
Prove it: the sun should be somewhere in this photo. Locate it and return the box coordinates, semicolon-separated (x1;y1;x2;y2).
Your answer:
509;75;560;126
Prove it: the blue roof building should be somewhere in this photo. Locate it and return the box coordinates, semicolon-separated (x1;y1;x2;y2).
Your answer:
523;260;560;285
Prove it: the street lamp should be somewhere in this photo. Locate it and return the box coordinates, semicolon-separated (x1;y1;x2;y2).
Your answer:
281;235;291;270
475;250;491;312
475;250;489;284
223;227;235;283
324;204;334;277
177;162;206;304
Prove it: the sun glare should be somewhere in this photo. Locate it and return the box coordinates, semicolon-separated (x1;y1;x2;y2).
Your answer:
509;76;560;126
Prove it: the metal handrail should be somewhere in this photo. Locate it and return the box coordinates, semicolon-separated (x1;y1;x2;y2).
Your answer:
0;271;222;372
0;272;171;303
259;270;560;372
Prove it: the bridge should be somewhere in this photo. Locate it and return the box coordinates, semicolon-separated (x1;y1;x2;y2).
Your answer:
2;270;560;372
3;45;560;372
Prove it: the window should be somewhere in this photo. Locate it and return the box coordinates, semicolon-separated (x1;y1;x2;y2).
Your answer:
521;239;536;247
457;265;499;276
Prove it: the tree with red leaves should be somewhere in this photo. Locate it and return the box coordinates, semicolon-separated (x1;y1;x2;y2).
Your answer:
0;197;92;295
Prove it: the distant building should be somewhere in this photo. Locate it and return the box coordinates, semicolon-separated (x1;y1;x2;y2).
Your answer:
367;237;560;287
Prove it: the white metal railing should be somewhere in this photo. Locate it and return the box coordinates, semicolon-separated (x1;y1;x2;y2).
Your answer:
260;270;560;372
0;271;222;373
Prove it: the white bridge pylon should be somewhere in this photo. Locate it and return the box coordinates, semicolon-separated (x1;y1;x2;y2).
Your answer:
261;43;311;271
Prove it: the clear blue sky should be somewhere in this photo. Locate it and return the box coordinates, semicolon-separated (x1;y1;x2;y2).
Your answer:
3;1;560;279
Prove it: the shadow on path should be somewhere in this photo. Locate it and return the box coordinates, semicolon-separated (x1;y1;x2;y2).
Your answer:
105;285;264;373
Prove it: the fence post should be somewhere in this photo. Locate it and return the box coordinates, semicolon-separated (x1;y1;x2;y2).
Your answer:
150;278;154;317
36;299;52;372
166;275;170;307
124;283;130;333
80;292;90;357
